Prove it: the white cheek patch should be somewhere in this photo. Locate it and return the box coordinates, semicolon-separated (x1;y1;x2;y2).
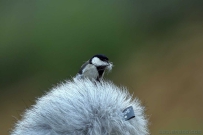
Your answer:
92;57;108;66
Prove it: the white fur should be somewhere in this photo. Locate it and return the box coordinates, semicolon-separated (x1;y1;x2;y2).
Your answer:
11;79;149;135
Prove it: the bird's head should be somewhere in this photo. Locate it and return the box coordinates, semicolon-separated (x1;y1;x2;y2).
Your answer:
89;54;113;71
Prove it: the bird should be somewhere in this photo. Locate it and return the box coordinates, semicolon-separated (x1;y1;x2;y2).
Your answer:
74;54;113;81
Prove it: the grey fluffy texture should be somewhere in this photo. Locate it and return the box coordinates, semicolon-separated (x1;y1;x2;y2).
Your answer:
11;79;149;135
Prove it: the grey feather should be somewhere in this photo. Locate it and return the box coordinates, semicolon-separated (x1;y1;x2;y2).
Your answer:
75;64;98;80
11;79;149;135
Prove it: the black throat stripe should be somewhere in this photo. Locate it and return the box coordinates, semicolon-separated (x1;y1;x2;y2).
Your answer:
97;66;106;78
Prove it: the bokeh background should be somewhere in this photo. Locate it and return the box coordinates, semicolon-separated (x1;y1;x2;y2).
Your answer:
1;1;203;134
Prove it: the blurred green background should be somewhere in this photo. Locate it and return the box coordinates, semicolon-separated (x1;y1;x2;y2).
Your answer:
1;1;203;134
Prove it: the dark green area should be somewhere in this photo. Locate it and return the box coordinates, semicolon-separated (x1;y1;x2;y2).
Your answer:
0;0;202;88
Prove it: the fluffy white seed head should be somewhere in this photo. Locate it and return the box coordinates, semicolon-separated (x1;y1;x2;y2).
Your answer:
11;79;149;135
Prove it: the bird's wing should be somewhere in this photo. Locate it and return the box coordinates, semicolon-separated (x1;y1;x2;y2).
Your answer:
78;61;89;74
82;64;98;79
